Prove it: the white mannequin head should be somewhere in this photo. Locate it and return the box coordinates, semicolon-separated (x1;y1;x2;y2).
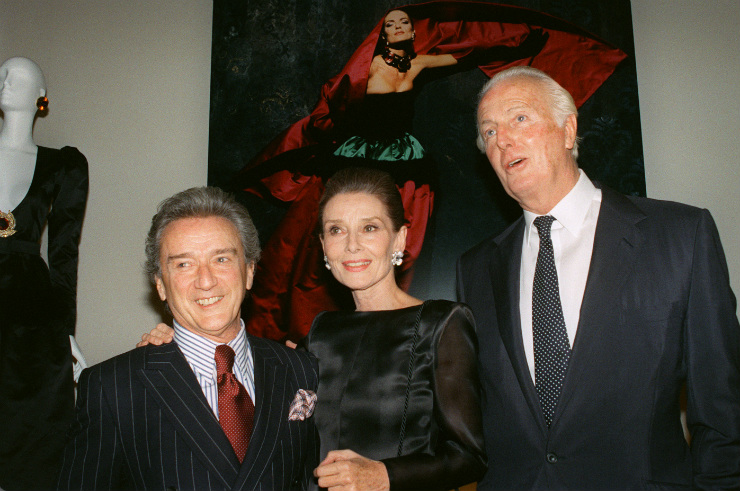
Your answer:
0;57;47;115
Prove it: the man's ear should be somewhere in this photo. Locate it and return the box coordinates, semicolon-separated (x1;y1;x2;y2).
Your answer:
155;275;167;301
564;113;578;150
245;261;256;291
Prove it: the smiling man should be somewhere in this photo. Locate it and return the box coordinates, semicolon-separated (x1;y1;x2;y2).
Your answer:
58;187;319;491
458;67;740;490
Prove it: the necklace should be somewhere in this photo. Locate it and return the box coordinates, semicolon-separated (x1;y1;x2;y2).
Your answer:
0;209;16;238
382;47;412;73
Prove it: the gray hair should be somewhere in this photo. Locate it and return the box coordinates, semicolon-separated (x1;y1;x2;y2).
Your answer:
144;186;260;280
476;66;580;159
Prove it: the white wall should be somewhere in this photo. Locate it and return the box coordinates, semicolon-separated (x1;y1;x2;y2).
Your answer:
1;0;212;364
631;0;740;305
1;1;737;364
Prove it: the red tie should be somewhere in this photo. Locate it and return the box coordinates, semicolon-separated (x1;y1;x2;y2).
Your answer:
215;344;254;463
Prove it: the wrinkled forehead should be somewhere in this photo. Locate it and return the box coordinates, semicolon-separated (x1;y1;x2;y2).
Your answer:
478;78;547;116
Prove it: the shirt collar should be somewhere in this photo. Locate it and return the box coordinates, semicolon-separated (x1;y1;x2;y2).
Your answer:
524;169;598;244
173;319;249;380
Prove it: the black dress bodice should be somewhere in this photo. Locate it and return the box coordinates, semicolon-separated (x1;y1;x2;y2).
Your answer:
306;300;486;490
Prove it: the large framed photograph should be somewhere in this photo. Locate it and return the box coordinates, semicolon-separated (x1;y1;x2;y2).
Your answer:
208;0;643;341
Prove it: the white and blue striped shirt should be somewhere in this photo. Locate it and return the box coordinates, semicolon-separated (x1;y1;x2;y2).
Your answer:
173;319;256;418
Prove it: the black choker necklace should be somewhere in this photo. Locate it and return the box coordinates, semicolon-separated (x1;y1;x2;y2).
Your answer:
382;47;412;73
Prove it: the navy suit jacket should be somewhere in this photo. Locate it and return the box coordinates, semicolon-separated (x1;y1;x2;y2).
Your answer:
57;335;319;491
457;186;740;490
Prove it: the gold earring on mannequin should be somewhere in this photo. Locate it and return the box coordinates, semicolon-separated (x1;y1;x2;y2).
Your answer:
36;96;49;111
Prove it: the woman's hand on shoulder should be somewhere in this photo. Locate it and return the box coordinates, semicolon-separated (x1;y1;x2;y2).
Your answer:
314;449;390;491
136;323;174;348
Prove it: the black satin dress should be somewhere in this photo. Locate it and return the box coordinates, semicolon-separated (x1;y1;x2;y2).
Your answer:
306;300;486;491
0;146;88;491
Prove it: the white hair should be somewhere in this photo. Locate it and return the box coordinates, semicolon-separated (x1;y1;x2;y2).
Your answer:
476;66;580;159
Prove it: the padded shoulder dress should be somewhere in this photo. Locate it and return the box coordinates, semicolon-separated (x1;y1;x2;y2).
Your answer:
305;300;486;491
0;146;88;491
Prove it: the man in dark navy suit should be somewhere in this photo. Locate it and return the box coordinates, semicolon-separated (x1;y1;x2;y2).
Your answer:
58;187;319;490
458;66;740;490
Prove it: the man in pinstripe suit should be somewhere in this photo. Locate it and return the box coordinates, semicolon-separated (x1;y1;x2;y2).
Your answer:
57;187;319;491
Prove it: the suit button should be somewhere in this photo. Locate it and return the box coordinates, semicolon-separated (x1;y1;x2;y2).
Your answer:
546;452;558;463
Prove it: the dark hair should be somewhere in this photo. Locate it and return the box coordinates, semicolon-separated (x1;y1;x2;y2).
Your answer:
381;8;414;37
376;8;416;57
318;167;405;235
144;186;260;280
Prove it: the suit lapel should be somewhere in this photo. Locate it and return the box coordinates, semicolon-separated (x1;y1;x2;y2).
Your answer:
234;336;289;487
136;343;240;488
552;187;646;426
492;219;548;433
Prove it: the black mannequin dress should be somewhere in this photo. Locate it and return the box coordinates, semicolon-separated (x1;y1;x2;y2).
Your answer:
0;146;88;490
305;300;486;490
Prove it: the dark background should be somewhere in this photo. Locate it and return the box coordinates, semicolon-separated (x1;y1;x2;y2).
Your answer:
208;0;644;302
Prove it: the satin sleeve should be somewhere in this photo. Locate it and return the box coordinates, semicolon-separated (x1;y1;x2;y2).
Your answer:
382;304;487;490
47;146;89;335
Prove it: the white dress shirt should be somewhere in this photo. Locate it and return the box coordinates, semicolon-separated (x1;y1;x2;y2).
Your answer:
173;319;256;418
519;170;602;380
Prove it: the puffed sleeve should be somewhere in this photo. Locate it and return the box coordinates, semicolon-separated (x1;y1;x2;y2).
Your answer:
382;303;487;490
48;146;89;336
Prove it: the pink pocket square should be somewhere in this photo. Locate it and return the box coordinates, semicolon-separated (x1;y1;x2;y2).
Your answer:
288;389;317;421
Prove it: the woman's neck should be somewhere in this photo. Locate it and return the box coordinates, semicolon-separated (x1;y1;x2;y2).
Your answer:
351;280;422;312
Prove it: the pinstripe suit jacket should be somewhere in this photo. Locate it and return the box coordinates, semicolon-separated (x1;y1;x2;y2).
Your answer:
57;335;319;491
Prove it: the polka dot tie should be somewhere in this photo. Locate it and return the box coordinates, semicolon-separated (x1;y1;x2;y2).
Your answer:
532;215;571;427
215;344;254;462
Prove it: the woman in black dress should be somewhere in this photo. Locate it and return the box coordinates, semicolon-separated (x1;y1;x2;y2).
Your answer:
307;166;484;490
0;57;88;490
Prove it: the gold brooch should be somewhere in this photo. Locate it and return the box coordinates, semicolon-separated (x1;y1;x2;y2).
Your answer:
0;210;17;238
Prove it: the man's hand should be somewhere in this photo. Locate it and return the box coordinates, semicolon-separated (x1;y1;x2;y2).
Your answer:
314;449;390;491
136;323;174;347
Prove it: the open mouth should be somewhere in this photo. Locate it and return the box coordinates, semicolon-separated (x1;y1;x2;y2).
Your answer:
344;260;370;267
507;158;524;167
196;296;223;306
